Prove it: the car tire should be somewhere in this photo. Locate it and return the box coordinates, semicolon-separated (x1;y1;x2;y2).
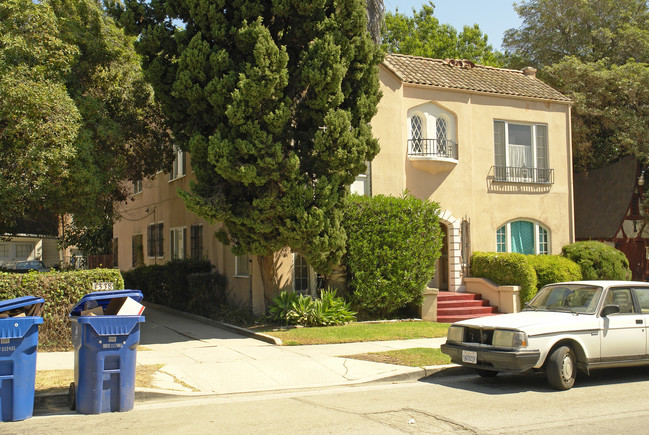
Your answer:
476;368;498;378
546;345;576;390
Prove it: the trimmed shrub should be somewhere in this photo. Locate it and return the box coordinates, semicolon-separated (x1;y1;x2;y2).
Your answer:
122;259;214;310
0;269;124;350
528;255;582;289
186;272;228;317
268;289;356;326
562;241;631;280
342;194;443;319
470;252;538;303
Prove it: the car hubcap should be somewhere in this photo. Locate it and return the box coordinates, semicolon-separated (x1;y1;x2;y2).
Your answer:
561;355;573;382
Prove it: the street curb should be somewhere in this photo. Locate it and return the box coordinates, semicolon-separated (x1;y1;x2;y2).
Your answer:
362;364;474;384
141;301;283;345
34;364;472;414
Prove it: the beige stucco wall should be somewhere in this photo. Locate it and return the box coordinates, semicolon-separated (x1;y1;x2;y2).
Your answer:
113;154;298;314
371;66;574;289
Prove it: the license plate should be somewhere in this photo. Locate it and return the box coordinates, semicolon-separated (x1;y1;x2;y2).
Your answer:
462;350;477;364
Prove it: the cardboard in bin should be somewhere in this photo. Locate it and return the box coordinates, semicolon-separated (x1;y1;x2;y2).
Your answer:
70;290;144;317
0;296;44;318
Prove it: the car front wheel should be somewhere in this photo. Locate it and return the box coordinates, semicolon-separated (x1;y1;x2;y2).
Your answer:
546;346;576;390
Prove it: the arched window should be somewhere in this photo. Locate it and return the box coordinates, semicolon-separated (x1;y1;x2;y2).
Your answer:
410;114;424;153
436;116;448;155
496;221;549;255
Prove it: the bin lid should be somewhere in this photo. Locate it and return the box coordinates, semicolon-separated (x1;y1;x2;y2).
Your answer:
0;296;45;313
70;290;143;316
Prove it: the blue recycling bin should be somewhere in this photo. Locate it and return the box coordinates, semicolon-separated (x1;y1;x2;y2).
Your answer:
0;296;44;422
69;290;145;414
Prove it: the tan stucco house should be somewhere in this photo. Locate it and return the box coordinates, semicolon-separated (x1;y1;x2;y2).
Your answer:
113;53;575;314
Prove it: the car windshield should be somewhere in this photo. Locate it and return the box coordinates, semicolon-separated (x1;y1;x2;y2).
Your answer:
524;284;603;314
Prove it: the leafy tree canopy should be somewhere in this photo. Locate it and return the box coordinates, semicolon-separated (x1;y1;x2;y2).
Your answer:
114;0;383;298
382;1;505;66
0;0;80;226
544;58;649;171
504;0;649;171
1;0;173;254
503;0;649;68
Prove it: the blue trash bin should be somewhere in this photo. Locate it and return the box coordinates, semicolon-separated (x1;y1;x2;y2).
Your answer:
0;296;44;422
68;290;145;414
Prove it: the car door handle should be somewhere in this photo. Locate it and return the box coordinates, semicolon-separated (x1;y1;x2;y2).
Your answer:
636;319;643;325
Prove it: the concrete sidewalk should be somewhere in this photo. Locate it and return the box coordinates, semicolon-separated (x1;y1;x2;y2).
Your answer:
35;304;457;410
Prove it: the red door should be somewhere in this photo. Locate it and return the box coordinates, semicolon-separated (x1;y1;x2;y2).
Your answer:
615;240;648;281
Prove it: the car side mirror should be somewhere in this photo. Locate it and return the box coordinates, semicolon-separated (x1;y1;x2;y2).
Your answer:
601;304;620;317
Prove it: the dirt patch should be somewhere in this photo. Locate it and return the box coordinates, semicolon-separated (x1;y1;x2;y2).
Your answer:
35;364;165;395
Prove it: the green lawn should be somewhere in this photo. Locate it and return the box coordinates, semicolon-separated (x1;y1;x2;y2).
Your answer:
345;347;451;367
254;321;450;345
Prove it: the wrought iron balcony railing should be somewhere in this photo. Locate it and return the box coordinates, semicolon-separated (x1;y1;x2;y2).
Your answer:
492;166;554;184
408;138;458;160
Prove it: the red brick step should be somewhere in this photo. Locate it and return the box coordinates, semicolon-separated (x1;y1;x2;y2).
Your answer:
436;291;500;323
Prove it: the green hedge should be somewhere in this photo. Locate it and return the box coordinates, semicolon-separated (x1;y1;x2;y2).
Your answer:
528;255;582;289
562;241;631;280
0;269;124;350
471;252;538;303
123;259;227;314
342;194;443;318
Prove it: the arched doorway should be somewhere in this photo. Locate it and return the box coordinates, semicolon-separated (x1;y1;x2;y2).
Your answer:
429;224;449;291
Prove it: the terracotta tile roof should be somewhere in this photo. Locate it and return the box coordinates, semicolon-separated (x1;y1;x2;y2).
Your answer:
383;53;571;103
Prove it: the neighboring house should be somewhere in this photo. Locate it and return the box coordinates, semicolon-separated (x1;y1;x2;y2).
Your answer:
113;53;575;313
573;156;648;280
0;215;61;268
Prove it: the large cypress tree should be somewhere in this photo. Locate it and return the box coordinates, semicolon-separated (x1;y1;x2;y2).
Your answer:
115;0;383;301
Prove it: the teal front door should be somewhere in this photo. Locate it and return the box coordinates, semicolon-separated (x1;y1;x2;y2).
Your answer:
510;221;534;254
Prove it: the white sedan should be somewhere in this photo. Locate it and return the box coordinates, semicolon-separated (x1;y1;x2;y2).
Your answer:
440;281;649;390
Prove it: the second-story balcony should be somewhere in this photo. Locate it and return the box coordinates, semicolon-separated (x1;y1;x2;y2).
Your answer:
407;138;458;174
492;165;554;184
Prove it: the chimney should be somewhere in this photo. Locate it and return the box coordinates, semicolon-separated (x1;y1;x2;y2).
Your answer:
522;66;537;77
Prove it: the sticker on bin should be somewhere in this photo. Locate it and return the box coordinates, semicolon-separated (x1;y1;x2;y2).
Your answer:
102;336;124;349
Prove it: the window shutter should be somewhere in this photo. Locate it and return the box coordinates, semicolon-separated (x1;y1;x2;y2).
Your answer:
158;223;164;257
182;227;187;259
494;121;506;167
535;125;547;169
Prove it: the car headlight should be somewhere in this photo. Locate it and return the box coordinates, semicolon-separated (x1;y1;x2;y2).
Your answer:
492;330;528;348
447;325;464;342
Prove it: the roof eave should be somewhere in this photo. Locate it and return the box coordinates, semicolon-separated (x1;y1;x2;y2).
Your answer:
399;81;573;105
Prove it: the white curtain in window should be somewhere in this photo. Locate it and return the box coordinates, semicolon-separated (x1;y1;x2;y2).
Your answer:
509;144;532;168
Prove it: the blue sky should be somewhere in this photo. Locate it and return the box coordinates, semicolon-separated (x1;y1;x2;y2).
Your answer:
383;0;522;51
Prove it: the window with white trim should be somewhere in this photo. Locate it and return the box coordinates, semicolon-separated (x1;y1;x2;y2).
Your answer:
169;145;185;180
293;253;312;295
170;227;186;259
410;114;425;153
494;120;549;183
147;223;164;258
235;255;250;277
133;180;143;195
496;221;549;255
0;244;9;258
407;104;457;159
15;244;33;259
350;162;370;196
